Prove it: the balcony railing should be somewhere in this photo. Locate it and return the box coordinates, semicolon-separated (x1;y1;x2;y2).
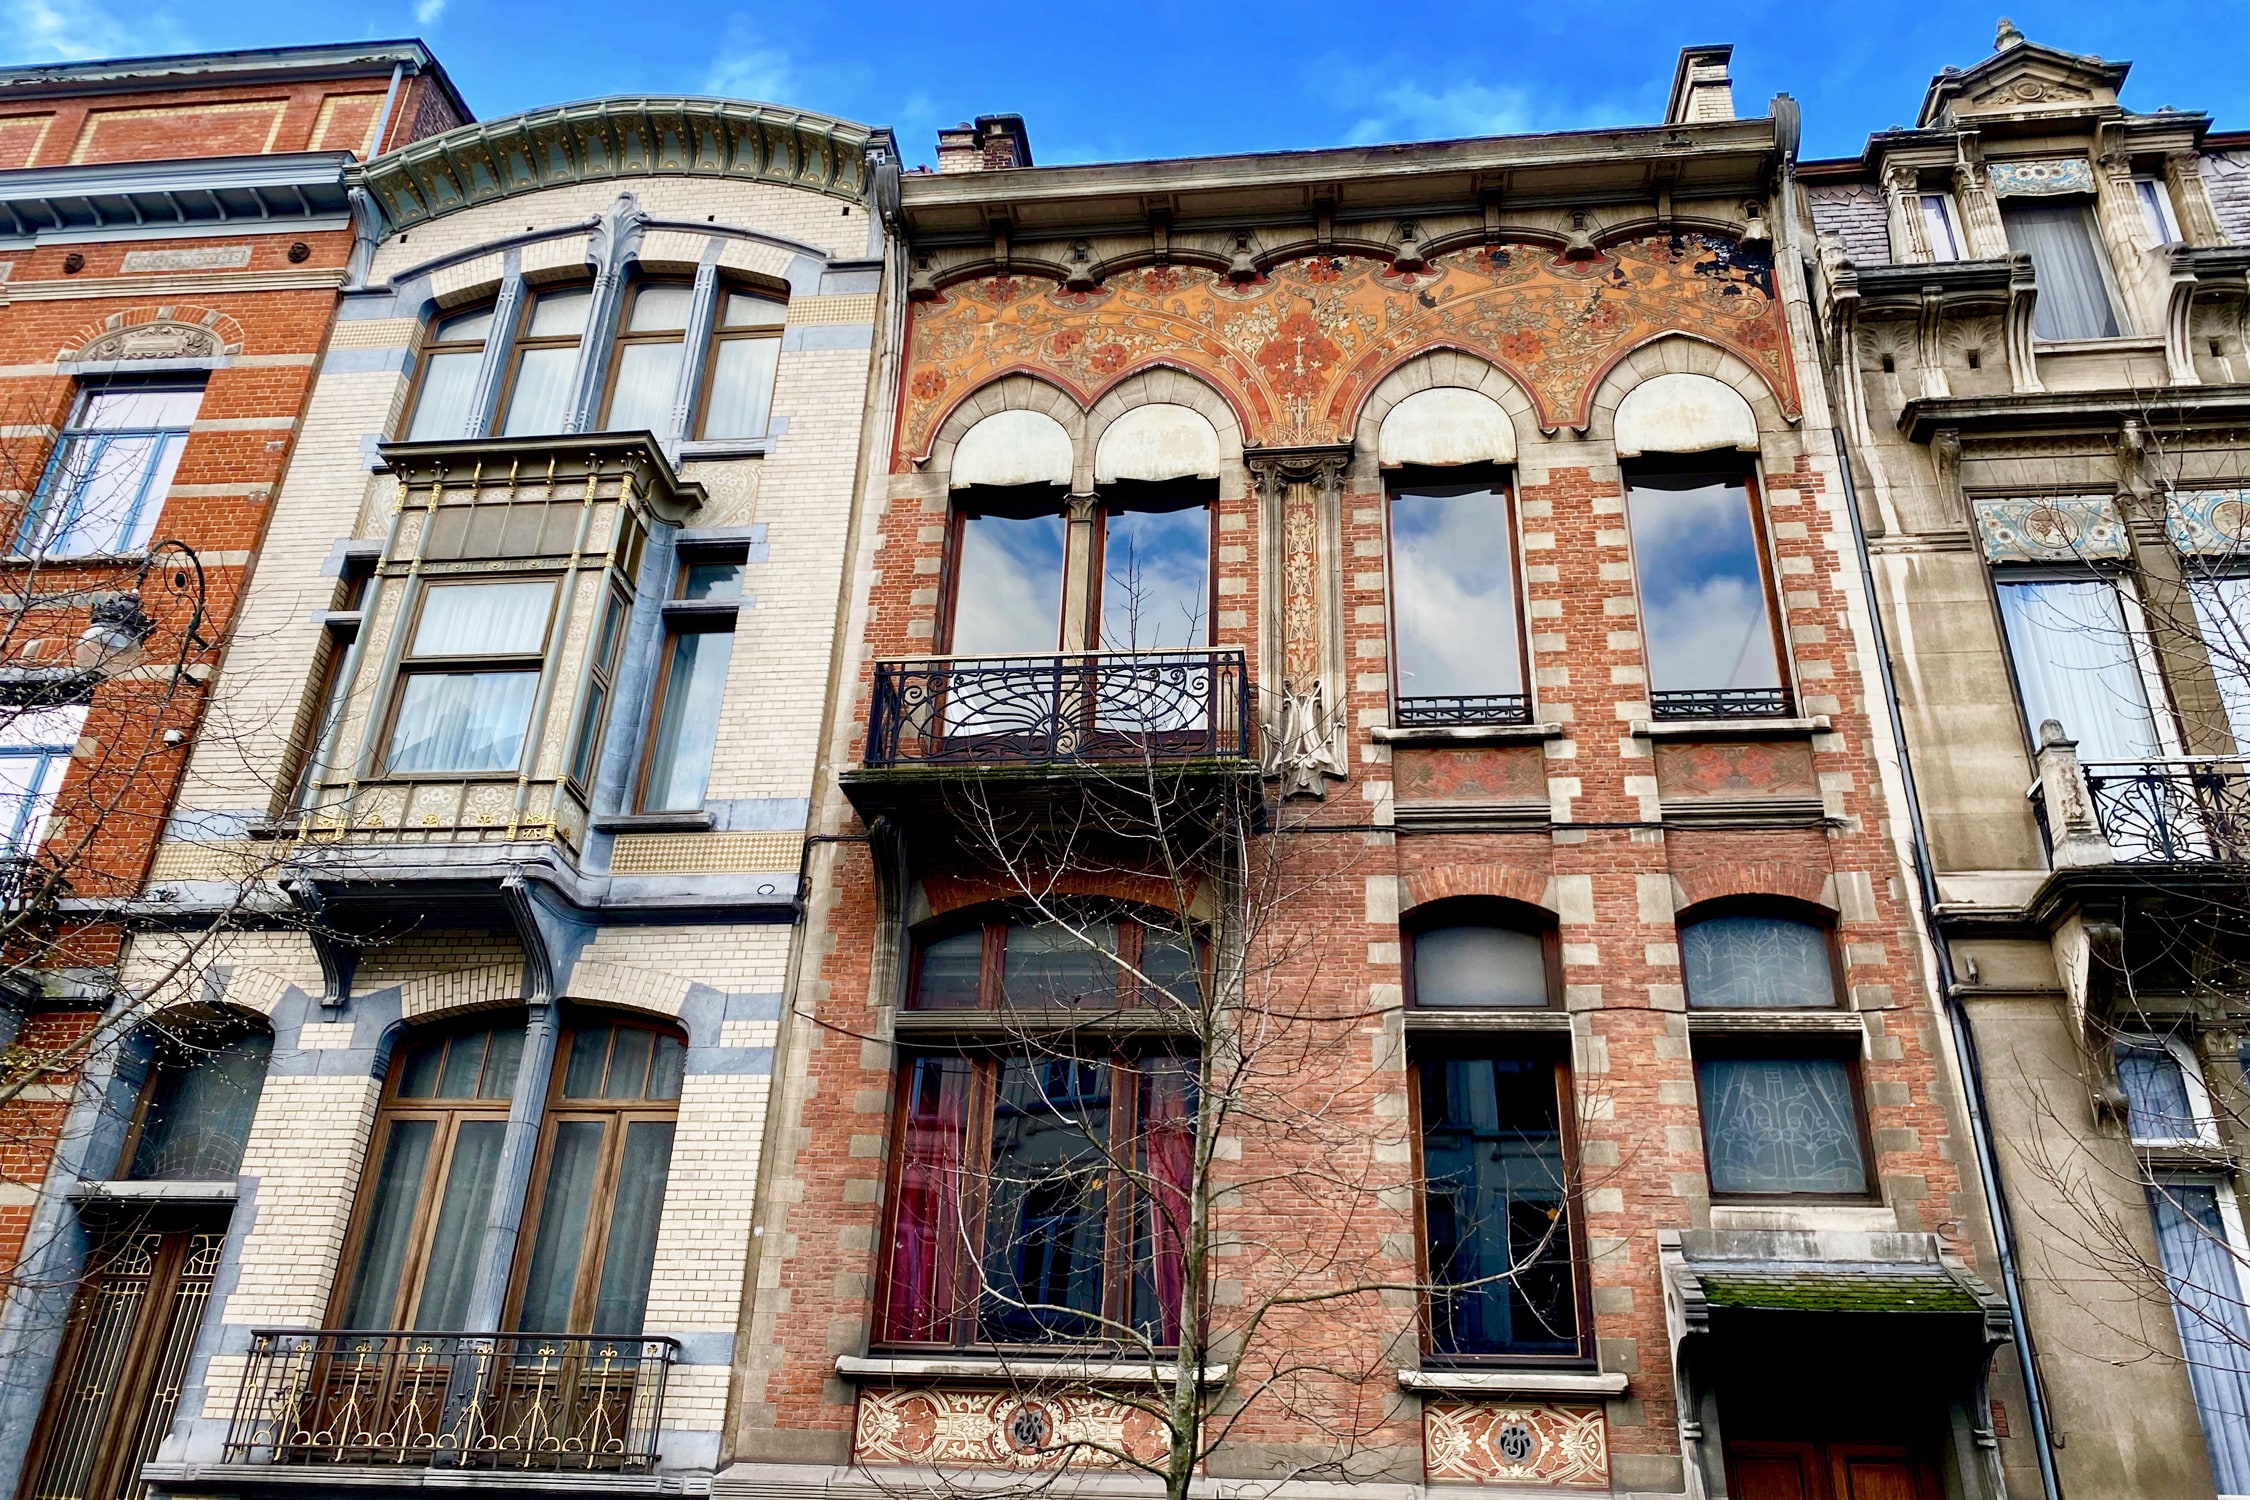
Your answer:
1393;693;1530;728
865;650;1251;769
223;1330;676;1472
1649;687;1793;721
2036;758;2250;864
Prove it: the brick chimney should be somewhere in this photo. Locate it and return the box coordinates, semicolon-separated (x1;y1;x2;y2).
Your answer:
1666;45;1735;124
935;114;1034;173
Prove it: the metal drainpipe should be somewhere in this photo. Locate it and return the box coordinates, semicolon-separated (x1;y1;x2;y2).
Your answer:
1830;425;2063;1500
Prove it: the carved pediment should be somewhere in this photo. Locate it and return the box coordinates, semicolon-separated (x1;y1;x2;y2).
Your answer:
75;319;224;363
1919;37;2128;128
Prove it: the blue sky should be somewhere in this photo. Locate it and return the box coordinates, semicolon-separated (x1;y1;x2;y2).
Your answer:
7;0;2247;167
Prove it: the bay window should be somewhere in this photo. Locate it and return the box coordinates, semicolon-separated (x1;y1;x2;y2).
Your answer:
405;305;495;441
601;282;694;436
1624;460;1788;718
700;291;784;440
2002;202;2121;341
383;579;556;775
1996;576;2163;759
637;549;744;812
19;384;201;557
1387;476;1529;725
499;285;593;437
569;591;628;792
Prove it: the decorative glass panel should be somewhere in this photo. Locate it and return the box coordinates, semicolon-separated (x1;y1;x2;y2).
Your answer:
1625;470;1782;695
950;511;1066;654
1418;1055;1577;1357
2120;1043;2205;1145
979;1057;1110;1342
1697;1056;1868;1195
2003;204;2121;340
1001;921;1119;1008
2148;1182;2250;1493
1413;924;1549;1008
385;670;539;773
912;929;984;1010
703;336;779;439
1996;579;2161;760
1390;483;1523;700
1099;504;1208;649
641;631;734;811
125;1028;271;1181
1681;915;1835;1009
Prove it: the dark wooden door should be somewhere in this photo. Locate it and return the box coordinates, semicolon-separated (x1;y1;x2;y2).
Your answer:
1727;1440;1942;1500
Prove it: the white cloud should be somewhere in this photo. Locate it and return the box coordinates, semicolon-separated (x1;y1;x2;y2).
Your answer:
1342;80;1542;146
414;0;446;25
1;0;175;62
703;40;794;103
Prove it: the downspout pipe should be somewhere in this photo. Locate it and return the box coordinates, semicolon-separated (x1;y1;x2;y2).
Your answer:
1830;426;2064;1500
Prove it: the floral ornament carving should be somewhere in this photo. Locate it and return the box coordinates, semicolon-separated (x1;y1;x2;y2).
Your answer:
2165;490;2250;557
1424;1401;1609;1487
852;1387;1169;1471
898;234;1794;461
75;319;224;362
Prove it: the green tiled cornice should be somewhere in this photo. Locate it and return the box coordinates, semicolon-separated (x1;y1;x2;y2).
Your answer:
359;96;891;234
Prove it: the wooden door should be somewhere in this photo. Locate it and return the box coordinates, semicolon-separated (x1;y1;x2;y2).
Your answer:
1726;1440;1942;1500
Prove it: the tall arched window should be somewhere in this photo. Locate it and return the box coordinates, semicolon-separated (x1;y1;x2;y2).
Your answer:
115;1007;273;1181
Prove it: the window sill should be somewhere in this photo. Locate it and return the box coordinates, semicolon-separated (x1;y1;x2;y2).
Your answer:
1685;1010;1866;1035
837;1354;1227;1387
1402;1008;1572;1034
677;437;771;462
2033;334;2163;355
1373;721;1565;746
1396;1367;1627;1399
593;810;714;834
892;1007;1199;1038
1630;715;1830;742
69;1177;238;1202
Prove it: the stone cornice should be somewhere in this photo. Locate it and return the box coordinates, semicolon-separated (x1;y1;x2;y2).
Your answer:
357;96;897;235
1898;383;2250;443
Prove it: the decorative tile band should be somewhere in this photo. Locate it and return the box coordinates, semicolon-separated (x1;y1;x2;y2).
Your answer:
2166;490;2250;556
1989;158;2096;197
852;1386;1170;1471
786;294;878;326
608;830;804;875
1974;496;2129;564
1424;1400;1610;1488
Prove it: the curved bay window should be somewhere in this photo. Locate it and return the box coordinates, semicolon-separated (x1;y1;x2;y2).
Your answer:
116;1008;273;1181
1623;458;1789;720
511;1018;682;1335
1405;899;1556;1010
381;579;557;775
1387;473;1529;726
405;304;496;442
1682;904;1873;1200
336;1018;523;1330
1413;1052;1585;1361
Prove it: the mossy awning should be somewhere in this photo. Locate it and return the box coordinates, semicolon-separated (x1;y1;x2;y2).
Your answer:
1697;1268;1984;1314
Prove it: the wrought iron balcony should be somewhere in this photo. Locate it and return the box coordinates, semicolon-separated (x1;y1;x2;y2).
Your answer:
1649;687;1793;721
864;650;1251;769
2034;757;2250;865
1394;693;1530;728
223;1329;676;1472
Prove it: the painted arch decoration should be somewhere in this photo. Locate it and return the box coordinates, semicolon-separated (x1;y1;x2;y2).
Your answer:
897;234;1796;464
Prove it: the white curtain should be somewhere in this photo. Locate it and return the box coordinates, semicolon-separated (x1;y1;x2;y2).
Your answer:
386;670;539;773
2150;1182;2250;1496
2004;204;2120;341
704;336;778;439
407;350;483;441
2193;578;2250;751
501;346;578;437
1997;580;2161;760
412;581;553;656
605;341;683;436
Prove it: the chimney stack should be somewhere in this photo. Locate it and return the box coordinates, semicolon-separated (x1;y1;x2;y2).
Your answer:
934;114;1033;174
1666;45;1735;124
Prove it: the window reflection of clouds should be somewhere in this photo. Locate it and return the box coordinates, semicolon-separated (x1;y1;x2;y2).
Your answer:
1391;487;1521;696
952;512;1065;654
1626;473;1780;692
1101;507;1208;649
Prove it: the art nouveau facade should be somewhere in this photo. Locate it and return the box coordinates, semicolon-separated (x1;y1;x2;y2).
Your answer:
1802;24;2250;1500
738;49;2030;1500
0;92;902;1500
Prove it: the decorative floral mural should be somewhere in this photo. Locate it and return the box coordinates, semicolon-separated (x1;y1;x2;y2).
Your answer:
897;234;1796;462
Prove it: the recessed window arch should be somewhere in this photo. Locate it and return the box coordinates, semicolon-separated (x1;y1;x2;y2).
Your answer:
114;1005;273;1181
1679;900;1842;1010
1403;896;1557;1010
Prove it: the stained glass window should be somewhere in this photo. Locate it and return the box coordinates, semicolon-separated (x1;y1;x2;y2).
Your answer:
1696;1055;1869;1195
1681;914;1836;1009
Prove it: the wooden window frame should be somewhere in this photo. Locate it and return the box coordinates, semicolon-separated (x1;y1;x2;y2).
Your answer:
1620;456;1795;711
1689;1036;1882;1206
598;278;695;435
1404;1040;1594;1367
1083;487;1219;652
632;546;746;812
1675;897;1849;1013
567;586;630;795
496;281;594;434
939;490;1218;657
1383;466;1532;722
375;574;559;779
902;905;1202;1013
325;1018;524;1330
692;286;786;440
399;302;497;441
110;1009;272;1181
501;1014;684;1335
1401;895;1562;1012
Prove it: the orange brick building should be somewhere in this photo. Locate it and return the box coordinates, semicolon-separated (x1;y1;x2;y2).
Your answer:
736;53;2035;1500
0;42;464;1496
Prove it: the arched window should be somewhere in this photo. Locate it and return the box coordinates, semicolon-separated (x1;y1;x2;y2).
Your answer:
115;1008;272;1181
335;1016;523;1330
907;906;1201;1011
510;1016;684;1335
1680;908;1839;1009
1404;899;1555;1009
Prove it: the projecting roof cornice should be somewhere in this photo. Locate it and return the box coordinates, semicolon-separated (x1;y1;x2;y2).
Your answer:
1899;379;2250;444
898;117;1779;243
357;96;898;236
0;151;354;245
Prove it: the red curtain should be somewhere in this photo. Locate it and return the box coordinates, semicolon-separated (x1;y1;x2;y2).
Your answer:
1139;1059;1196;1344
880;1057;971;1342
